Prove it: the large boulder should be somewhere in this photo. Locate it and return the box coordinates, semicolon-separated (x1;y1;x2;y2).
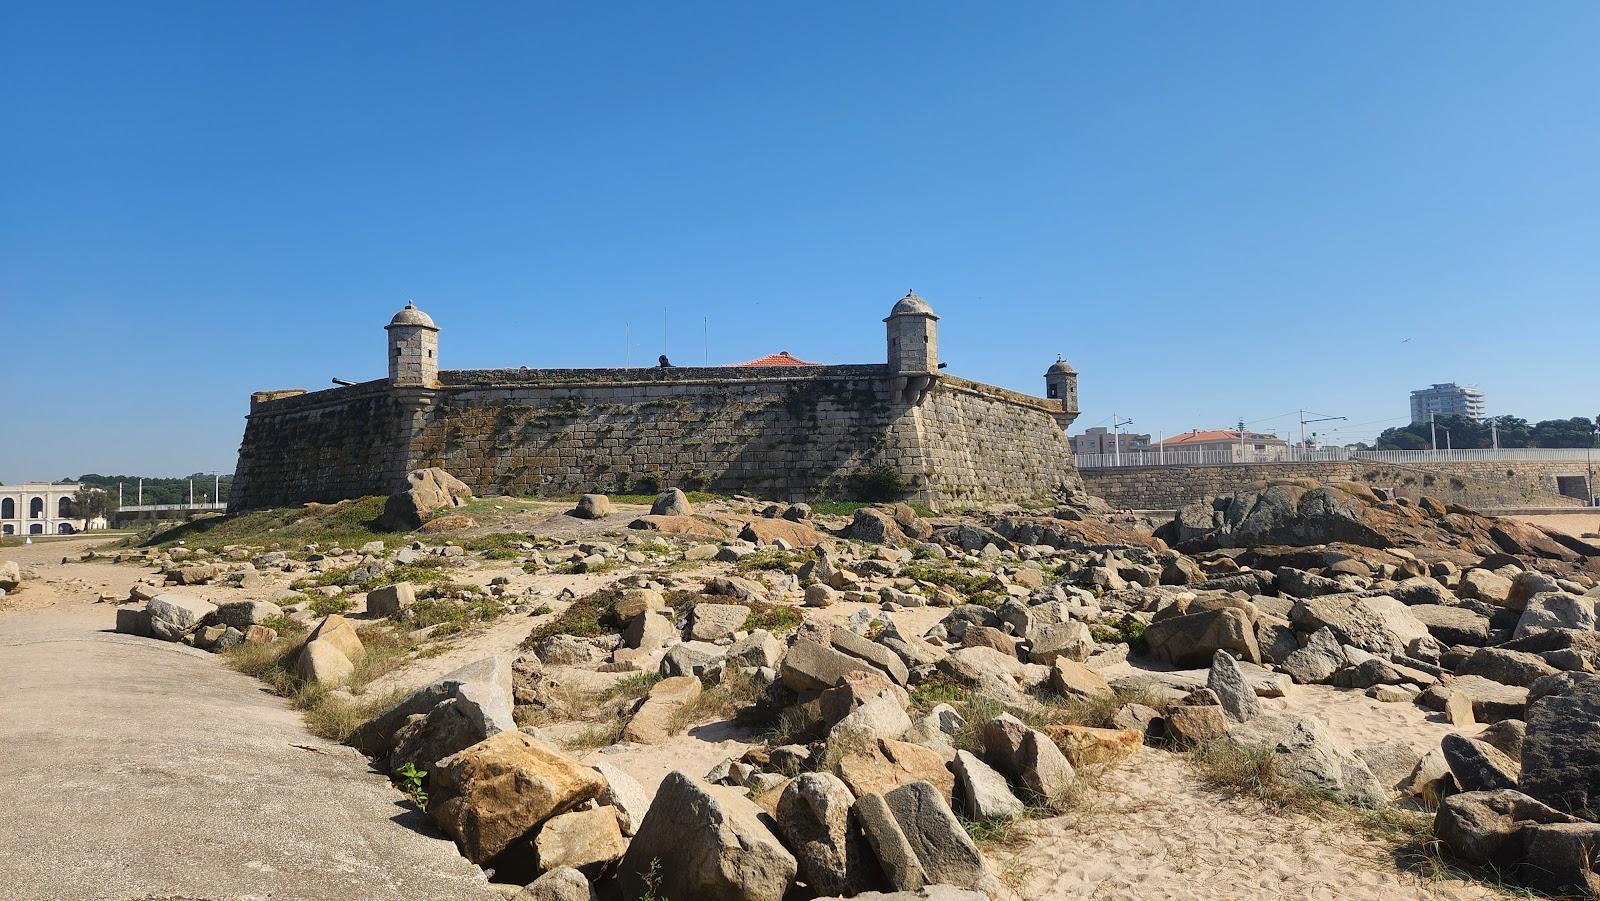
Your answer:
1521;673;1600;821
378;467;472;530
427;731;606;864
533;806;627;876
571;494;613;520
351;656;517;757
628;515;727;539
1458;648;1559;688
1280;627;1345;685
146;593;216;641
1142;606;1261;667
214;600;283;629
1515;593;1597;638
784;639;884;693
1046;725;1142;767
1433;789;1584;871
831;629;911;686
0;560;20;592
741;518;826;549
834;738;956;802
1408;604;1491;646
1208;650;1262;723
871;780;995;892
619;771;797;901
1289;594;1403;655
1459;569;1515;605
591;761;649;837
294;638;354;685
691;603;752;642
1225;712;1386;804
777;772;878;896
517;867;594;901
649;488;693;517
366;583;415;618
953;751;1024;821
309;613;365;660
1161;484;1391;550
621;675;702;744
1441;734;1520;793
390;698;491;773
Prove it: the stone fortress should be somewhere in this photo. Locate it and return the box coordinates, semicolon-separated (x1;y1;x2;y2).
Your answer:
228;292;1085;512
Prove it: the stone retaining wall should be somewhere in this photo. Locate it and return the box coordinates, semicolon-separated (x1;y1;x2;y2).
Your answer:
1082;460;1594;511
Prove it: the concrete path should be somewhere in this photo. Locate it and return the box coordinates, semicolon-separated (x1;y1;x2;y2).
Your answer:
0;599;498;901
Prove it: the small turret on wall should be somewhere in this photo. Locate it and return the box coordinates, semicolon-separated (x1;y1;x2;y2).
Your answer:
1045;356;1079;430
387;301;440;388
885;290;939;403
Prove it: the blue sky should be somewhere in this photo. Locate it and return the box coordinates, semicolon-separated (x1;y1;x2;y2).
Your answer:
3;3;1597;482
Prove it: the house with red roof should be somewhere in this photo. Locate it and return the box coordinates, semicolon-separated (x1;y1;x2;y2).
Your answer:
1156;428;1289;463
728;351;820;368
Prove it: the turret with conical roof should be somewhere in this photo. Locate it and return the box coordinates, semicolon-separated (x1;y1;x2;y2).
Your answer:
1045;355;1079;429
884;290;939;376
386;301;440;387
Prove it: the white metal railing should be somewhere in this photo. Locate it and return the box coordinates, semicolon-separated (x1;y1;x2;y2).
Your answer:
117;503;228;513
1074;447;1598;469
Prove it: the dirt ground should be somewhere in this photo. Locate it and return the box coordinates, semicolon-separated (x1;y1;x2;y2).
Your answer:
0;517;1530;901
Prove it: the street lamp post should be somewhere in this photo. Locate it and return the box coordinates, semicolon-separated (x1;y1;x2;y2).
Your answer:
1111;415;1134;467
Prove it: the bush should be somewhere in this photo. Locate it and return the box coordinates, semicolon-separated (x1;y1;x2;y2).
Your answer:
522;591;619;644
309;595;354;617
742;602;803;633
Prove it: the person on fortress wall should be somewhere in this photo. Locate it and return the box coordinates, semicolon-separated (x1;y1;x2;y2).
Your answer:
657;354;673;368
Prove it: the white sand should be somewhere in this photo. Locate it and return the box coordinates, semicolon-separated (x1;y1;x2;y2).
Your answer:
993;680;1494;901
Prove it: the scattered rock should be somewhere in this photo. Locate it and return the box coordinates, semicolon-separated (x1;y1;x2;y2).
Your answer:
1207;650;1262;723
427;731;606;864
146;593;216;641
366;582;415;618
572;494;613;520
533;806;626;876
777;772;878;896
379;467;473;530
649;488;693;517
619;771;797;901
622;675;703;744
1441;733;1520;793
953;750;1025;820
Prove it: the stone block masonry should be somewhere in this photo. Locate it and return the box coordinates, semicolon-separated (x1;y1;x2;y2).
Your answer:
1082;460;1592;512
229;294;1085;513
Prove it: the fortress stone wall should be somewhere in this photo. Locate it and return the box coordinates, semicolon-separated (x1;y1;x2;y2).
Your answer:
229;294;1084;512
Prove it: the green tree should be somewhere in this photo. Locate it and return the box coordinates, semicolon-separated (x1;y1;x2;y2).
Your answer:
68;486;113;524
1487;415;1531;448
1531;417;1598;448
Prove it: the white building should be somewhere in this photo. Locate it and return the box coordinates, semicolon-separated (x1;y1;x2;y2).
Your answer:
1410;383;1486;423
0;483;105;536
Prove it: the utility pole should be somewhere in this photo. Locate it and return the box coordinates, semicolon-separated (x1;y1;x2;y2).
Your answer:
189;479;194;506
1111;415;1134;466
1430;412;1438;451
1238;418;1247;463
1491;418;1499;450
1588;416;1598;506
118;482;123;508
1299;410;1346;458
138;479;143;505
214;474;220;506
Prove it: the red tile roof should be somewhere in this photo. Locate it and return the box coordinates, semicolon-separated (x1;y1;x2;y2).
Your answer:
730;351;820;367
1158;429;1287;445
